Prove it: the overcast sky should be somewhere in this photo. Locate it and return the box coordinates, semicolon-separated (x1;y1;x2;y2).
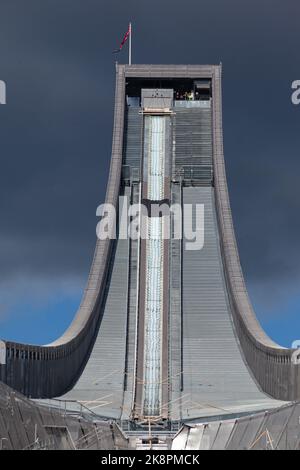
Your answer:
0;0;299;346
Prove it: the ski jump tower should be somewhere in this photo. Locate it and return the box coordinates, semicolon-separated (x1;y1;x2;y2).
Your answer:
1;64;300;425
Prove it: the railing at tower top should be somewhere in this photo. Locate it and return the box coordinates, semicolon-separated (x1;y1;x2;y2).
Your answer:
174;165;213;184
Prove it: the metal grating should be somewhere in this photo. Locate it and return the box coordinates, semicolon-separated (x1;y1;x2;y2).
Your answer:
122;106;142;174
174;107;212;181
179;186;283;419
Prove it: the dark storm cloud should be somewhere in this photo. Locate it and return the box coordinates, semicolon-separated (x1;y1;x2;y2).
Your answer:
0;1;299;306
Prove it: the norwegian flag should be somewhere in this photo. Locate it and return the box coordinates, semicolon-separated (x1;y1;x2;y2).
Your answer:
113;24;131;53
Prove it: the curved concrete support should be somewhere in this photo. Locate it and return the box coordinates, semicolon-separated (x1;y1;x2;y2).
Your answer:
0;64;126;397
211;66;300;400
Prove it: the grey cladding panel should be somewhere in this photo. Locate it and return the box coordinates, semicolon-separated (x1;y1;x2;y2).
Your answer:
175;108;212;168
180;187;283;419
123;107;142;171
61;192;131;419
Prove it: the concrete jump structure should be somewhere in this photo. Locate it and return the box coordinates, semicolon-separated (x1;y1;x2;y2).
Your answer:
1;64;300;449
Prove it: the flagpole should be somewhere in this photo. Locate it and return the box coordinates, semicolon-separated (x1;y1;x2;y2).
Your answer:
129;22;132;65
